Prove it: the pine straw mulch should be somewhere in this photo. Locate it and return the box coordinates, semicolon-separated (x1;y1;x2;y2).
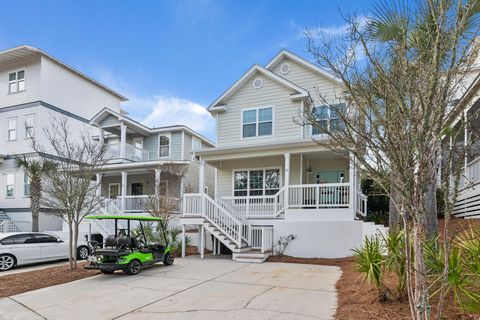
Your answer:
268;218;480;320
0;261;100;298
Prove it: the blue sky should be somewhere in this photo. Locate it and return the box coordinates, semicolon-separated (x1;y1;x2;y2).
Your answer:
0;0;376;141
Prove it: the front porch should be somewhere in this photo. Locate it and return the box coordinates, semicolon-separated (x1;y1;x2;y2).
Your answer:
96;165;183;214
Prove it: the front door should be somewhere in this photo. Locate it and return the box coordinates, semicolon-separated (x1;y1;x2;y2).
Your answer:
109;183;120;199
132;183;143;196
314;170;344;184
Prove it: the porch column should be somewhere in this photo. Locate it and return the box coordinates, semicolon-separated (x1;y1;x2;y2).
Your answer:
99;128;105;145
155;169;162;196
95;173;103;198
284;153;290;209
181;224;186;258
213;237;217;255
199;225;205;259
199;160;205;194
120;123;127;159
121;171;128;212
349;152;355;212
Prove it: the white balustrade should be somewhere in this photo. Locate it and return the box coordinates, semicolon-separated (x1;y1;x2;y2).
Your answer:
288;183;350;208
104;143;150;162
251;226;274;253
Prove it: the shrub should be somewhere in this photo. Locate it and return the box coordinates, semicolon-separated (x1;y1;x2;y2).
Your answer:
273;234;297;257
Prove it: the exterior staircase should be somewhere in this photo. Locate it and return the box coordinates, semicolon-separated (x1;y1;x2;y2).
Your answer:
183;193;272;262
0;211;21;233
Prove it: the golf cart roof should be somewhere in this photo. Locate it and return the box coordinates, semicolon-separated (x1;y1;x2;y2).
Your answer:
85;215;162;221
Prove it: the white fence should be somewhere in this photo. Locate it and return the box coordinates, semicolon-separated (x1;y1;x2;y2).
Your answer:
0;220;30;232
251;226;274;253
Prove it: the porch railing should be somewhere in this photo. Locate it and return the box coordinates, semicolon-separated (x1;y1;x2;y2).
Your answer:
104;143;151;162
356;192;368;217
288;183;350;208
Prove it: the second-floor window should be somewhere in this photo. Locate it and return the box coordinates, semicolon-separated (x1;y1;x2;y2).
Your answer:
9;70;25;93
6;173;14;197
8;119;16;141
25;114;34;138
242;107;273;138
312;103;346;135
24;173;31;196
159;135;170;157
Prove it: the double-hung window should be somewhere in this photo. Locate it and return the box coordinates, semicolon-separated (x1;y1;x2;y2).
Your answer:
25;114;35;139
8;119;16;141
8;70;25;93
159;135;170;157
242;107;273;138
6;173;14;197
312;103;346;135
233;168;280;196
24;174;31;196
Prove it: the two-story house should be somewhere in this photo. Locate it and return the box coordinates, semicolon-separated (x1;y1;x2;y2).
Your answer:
0;45;126;232
180;50;385;262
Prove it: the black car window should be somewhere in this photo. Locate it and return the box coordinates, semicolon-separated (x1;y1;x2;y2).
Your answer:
0;234;36;245
33;234;58;243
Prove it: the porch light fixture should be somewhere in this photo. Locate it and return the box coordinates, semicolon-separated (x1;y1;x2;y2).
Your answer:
306;167;313;174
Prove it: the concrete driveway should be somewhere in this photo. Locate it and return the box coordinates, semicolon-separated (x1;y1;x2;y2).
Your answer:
0;256;341;320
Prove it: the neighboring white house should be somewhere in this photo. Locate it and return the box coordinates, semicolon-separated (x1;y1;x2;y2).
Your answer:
180;50;386;261
0;45;127;232
0;45;216;235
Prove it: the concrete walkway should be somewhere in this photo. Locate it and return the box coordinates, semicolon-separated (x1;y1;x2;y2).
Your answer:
0;256;341;320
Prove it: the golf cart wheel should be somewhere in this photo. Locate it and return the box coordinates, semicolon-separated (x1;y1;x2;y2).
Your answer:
77;246;90;260
125;260;142;275
163;252;174;266
101;270;114;274
0;254;16;271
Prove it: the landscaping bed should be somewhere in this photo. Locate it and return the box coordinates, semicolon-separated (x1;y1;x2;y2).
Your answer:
268;255;477;319
0;262;100;298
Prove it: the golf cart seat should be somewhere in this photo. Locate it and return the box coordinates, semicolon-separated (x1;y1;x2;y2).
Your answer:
94;235;131;256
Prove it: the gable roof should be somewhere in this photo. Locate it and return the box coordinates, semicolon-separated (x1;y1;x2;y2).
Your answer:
0;45;128;101
90;107;215;147
207;64;310;111
265;49;341;84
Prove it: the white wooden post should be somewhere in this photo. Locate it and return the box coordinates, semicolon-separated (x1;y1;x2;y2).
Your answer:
284;153;290;209
95;173;102;198
99;128;105;145
199;160;206;215
349;152;355;213
121;171;127;212
120;123;127;159
213;237;217;255
261;227;265;254
464;110;469;184
181;224;186;258
155;169;162;196
200;225;205;259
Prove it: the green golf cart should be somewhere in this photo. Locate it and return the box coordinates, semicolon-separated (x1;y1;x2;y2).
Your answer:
84;215;174;275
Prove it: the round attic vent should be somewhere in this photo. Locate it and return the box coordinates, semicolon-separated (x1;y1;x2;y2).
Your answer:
280;63;291;74
252;77;263;89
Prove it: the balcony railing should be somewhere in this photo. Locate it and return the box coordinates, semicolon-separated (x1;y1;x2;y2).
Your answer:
104;143;151;162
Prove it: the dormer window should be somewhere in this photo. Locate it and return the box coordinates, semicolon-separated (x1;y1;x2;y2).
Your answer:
9;70;25;94
242;107;273;138
159;134;170;157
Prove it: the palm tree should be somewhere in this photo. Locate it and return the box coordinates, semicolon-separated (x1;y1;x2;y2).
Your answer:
15;156;54;232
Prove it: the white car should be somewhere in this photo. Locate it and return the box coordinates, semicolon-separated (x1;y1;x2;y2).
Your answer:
0;232;90;271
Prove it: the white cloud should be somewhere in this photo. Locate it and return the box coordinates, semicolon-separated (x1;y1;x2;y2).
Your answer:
87;66;216;142
140;96;215;140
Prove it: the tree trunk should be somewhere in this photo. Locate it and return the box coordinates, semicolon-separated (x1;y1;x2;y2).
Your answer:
68;221;73;270
73;212;80;270
30;176;41;232
413;221;430;320
424;180;438;241
389;186;400;233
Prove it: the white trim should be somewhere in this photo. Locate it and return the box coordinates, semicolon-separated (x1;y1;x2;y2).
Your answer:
108;183;120;198
230;166;283;197
240;105;275;140
158;132;171;158
265;49;341;84
208;64;308;111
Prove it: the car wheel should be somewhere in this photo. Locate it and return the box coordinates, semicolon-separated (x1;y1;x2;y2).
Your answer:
77;246;90;260
0;254;16;271
101;270;114;274
125;260;142;275
163;252;174;266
